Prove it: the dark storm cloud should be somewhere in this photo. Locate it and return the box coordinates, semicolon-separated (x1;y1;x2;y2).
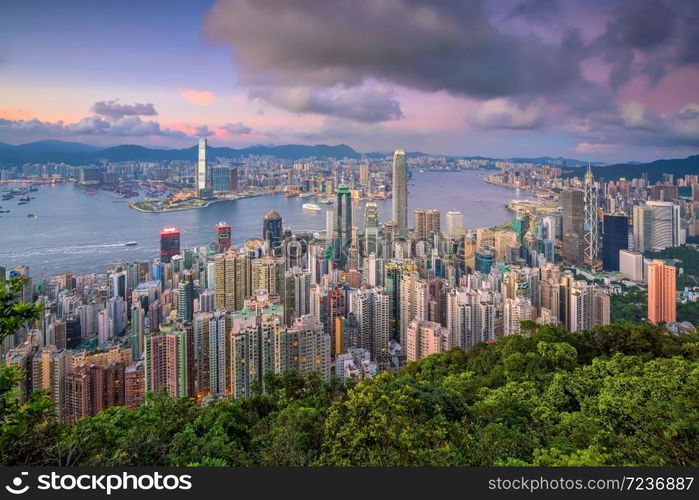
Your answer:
250;86;403;123
589;0;695;88
205;0;584;100
508;0;559;22
91;100;158;120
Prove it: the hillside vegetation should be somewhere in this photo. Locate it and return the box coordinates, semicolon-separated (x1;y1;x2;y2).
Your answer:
2;322;697;466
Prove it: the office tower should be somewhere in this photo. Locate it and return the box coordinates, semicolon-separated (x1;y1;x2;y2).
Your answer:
399;272;428;347
325;209;335;241
463;232;477;273
365;201;379;255
561;189;585;266
230;297;285;398
196;138;208;198
214;249;249;312
646;201;682;251
632;204;652;253
159;226;181;263
177;280;194;321
583;166;600;265
542;215;559;241
406;319;450;362
392;149;408;233
262;210;283;256
215;221;232;251
144;324;188;398
503;296;534;335
494;231;518;262
602;214;629;271
349;286;390;359
359;163;370;187
512;210;529;245
446;211;464;238
125;361;145;408
211;166;230;192
130;305;145;361
475;227;495;251
619;250;644;281
647;260;676;324
284;315;331;380
229;167;239;192
475;250;494;274
334;184;352;268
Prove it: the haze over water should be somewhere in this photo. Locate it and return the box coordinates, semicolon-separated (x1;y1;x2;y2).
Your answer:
1;170;517;277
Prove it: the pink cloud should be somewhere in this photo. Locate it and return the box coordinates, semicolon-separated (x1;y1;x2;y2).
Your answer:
178;88;216;105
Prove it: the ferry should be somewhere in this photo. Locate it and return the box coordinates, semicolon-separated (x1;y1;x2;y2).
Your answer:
27;213;37;218
298;192;313;198
125;241;138;246
302;203;322;212
318;197;334;204
18;201;27;205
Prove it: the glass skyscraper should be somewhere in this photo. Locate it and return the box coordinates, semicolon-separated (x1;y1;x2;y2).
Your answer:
392;149;407;234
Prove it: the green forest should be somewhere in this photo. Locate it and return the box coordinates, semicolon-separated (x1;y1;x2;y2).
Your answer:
1;322;697;467
1;277;698;467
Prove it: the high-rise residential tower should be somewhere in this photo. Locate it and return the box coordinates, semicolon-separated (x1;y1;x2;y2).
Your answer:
262;210;283;256
392;149;408;234
647;259;676;324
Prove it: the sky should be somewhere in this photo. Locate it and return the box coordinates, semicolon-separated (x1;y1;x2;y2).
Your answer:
0;0;698;162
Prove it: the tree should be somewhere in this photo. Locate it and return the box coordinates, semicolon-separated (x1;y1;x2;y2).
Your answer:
0;277;52;465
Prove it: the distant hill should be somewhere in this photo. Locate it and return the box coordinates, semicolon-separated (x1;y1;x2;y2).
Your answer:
563;155;699;182
0;141;361;164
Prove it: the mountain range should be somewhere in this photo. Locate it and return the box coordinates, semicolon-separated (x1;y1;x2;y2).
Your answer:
0;140;697;181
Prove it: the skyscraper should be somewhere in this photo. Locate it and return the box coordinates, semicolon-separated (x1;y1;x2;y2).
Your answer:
334;184;352;268
214;249;249;312
159;226;180;263
647;201;682;251
602;214;628;271
262;210;283;256
144;324;188;398
647;259;676;324
583;166;600;265
561;189;585;266
392;149;408;234
414;208;440;240
196;138;209;199
364;201;379;255
445;211;464;238
215;221;232;251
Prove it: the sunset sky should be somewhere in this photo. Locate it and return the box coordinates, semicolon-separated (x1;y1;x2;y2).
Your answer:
1;0;698;162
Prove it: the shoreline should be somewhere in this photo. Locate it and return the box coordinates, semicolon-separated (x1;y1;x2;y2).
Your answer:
128;191;276;213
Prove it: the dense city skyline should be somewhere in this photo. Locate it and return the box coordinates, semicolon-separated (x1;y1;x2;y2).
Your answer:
1;0;699;162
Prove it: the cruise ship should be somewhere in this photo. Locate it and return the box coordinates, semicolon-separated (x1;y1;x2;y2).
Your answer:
302;203;322;212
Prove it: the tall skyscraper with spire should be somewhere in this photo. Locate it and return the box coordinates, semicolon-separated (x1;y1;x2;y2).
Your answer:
392;149;408;234
196;138;208;199
583;165;599;266
334;184;352;268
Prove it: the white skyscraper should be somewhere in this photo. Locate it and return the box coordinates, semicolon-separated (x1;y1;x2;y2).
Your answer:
445;211;464;238
196;138;208;198
392;149;408;234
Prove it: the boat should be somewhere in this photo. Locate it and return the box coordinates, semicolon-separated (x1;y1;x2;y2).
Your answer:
302;203;322;212
27;213;37;218
318;197;334;204
298;192;313;198
125;241;138;246
17;201;27;205
0;210;10;213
